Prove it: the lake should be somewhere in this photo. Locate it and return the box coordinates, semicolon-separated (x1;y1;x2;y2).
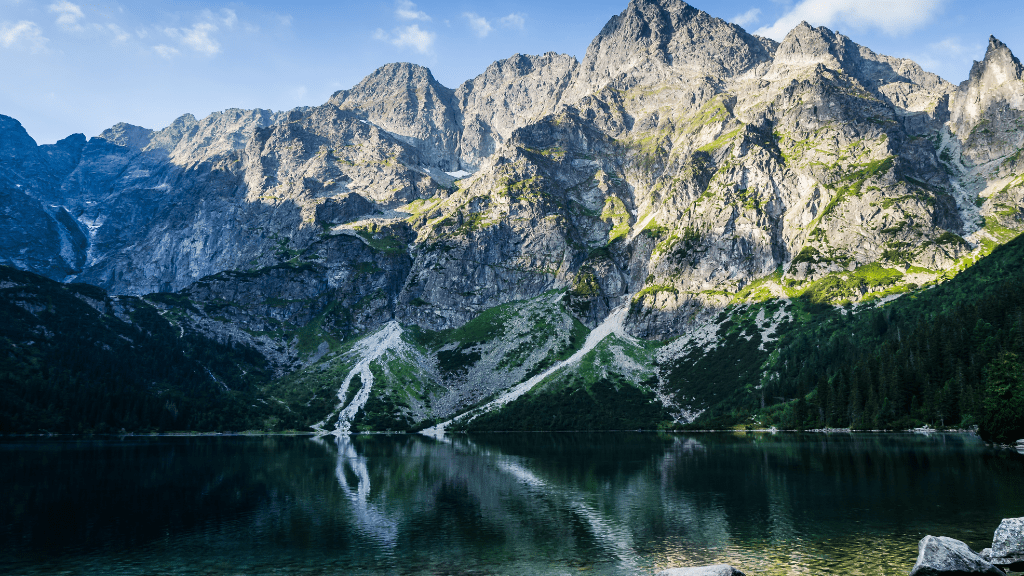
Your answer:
1;432;1022;575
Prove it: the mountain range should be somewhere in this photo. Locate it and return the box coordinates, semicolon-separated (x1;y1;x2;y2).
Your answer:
2;0;1023;436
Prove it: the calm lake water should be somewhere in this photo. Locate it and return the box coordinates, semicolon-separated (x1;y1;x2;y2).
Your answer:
1;432;1022;576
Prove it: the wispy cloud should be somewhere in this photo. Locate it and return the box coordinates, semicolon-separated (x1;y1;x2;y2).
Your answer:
198;8;237;29
755;0;945;40
396;0;430;21
499;13;525;30
912;37;985;81
153;44;178;59
463;12;491;38
220;9;237;29
374;24;435;54
165;21;220;55
0;20;48;52
48;0;84;31
105;23;130;43
731;8;761;28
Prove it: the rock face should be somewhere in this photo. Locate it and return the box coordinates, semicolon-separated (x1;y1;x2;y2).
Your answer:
910;536;1005;576
656;565;745;576
981;517;1024;570
0;116;86;278
2;0;1024;427
456;52;577;168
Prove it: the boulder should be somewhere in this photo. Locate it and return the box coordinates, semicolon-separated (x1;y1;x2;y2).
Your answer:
909;536;1005;576
656;565;745;576
981;518;1024;571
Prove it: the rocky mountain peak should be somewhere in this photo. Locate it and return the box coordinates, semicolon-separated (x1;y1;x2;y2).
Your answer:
40;133;87;177
97;122;155;151
769;21;855;75
330;62;461;172
564;0;772;101
971;36;1024;90
950;35;1024;164
336;62;448;100
456;52;577;167
0;114;42;159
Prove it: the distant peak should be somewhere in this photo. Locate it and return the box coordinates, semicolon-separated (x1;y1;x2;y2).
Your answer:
346;61;448;94
983;35;1019;64
629;0;691;8
975;34;1023;80
371;61;436;80
98;122;154;150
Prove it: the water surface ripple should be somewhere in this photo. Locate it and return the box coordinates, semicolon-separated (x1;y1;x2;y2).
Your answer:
1;432;1022;575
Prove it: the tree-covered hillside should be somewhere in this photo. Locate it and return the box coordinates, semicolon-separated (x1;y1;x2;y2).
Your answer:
677;234;1024;443
0;267;281;433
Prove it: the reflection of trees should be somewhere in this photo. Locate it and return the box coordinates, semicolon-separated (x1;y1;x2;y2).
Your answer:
313;432;737;574
317;432;1024;575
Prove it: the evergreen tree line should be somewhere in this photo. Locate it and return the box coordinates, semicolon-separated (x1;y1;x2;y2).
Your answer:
0;267;276;434
757;239;1024;442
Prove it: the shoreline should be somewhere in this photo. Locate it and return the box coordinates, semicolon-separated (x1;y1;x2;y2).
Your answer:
0;428;991;438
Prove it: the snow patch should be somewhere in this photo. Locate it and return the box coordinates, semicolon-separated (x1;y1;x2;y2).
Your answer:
445;170;471;178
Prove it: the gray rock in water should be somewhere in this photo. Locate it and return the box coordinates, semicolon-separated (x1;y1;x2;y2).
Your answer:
656;565;745;576
981;518;1024;571
910;536;1005;576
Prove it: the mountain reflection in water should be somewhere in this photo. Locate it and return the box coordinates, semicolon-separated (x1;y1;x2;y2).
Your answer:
1;432;1022;575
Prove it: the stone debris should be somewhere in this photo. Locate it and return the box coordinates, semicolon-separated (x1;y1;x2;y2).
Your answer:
656;565;745;576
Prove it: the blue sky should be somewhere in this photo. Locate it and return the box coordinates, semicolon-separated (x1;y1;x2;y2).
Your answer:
1;0;1020;144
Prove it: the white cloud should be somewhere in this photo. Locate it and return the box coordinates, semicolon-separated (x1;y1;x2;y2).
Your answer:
220;9;237;29
105;23;130;43
277;14;292;27
153;44;178;59
731;8;761;28
166;21;220;55
200;9;236;29
0;20;48;52
755;0;945;40
48;0;84;31
928;37;980;59
396;0;430;21
390;24;434;53
499;13;525;30
463;12;491;38
373;28;388;41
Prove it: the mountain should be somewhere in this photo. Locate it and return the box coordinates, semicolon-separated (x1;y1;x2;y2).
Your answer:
1;0;1023;436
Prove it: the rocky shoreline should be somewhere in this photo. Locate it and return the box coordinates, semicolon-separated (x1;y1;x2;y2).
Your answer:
658;517;1024;576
